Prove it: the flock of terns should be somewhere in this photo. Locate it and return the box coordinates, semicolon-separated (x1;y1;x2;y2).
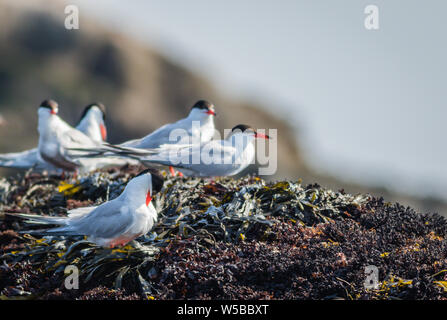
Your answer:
0;99;271;248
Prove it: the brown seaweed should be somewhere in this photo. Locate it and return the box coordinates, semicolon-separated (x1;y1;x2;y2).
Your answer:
0;166;446;300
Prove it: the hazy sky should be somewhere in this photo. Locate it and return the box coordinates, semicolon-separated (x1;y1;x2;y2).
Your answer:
72;0;447;199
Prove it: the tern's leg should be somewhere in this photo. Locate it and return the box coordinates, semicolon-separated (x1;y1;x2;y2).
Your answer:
169;166;183;177
108;235;140;249
109;238;130;248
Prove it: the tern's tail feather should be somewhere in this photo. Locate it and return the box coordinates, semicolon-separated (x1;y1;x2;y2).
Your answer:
6;212;68;225
7;212;82;236
18;226;81;236
0;149;39;169
69;143;159;158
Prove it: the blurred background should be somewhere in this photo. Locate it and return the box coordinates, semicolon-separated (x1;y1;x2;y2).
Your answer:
0;0;445;215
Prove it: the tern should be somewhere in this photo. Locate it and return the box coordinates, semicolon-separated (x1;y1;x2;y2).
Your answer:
73;99;217;175
0;102;108;171
93;124;270;177
6;169;164;248
122;100;216;149
76;103;108;144
36;99;136;172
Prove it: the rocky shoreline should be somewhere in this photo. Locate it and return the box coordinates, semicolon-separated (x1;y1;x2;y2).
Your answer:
1;166;446;300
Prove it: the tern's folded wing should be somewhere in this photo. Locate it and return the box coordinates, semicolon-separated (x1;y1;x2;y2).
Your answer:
61;127;97;148
144;140;237;168
60;127;102;162
68;199;134;240
67;206;98;219
130;118;195;149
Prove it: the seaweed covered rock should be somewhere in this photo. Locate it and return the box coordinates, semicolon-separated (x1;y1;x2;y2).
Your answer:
0;166;446;300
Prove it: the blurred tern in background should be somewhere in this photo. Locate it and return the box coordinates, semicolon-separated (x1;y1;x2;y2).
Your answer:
91;124;270;177
122;100;216;148
36;99;137;172
76;103;108;144
0;102;108;171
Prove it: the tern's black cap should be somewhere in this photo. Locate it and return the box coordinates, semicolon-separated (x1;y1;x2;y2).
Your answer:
231;124;255;133
39;99;58;110
80;103;106;121
231;124;270;139
191;100;214;110
136;168;164;194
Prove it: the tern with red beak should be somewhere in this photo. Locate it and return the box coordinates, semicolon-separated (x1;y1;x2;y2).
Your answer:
0;102;108;171
7;169;164;248
35;99;136;172
76;103;108;144
73;100;217;176
121;100;216;149
37;99;104;171
95;124;271;177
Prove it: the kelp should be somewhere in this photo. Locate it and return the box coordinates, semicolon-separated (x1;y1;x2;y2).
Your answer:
0;166;446;299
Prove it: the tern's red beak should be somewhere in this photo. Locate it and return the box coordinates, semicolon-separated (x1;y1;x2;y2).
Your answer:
146;190;152;206
50;110;57;115
254;132;270;140
100;124;107;141
206;109;216;116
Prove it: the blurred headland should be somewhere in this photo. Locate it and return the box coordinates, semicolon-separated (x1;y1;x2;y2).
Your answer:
0;0;445;216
